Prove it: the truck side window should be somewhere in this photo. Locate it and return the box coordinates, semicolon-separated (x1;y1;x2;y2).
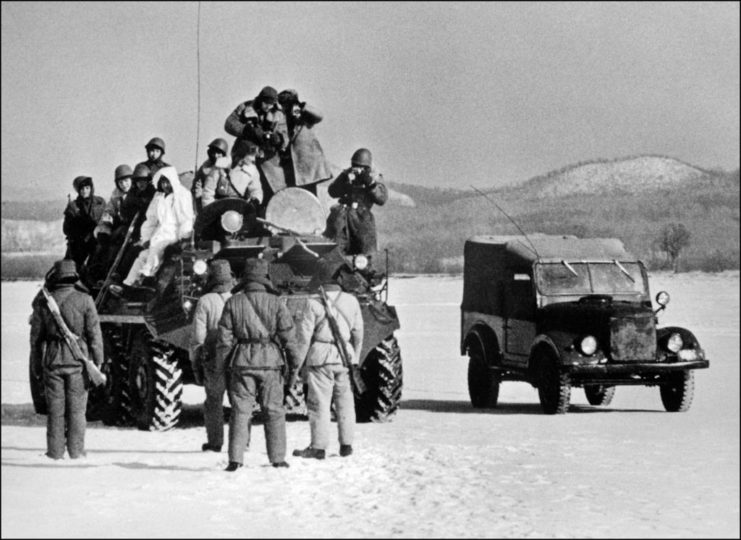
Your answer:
504;275;534;319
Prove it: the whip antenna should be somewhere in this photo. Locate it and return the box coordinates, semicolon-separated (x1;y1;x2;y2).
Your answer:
194;1;202;171
471;185;539;258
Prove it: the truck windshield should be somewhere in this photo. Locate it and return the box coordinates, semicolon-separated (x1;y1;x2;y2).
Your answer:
536;262;647;296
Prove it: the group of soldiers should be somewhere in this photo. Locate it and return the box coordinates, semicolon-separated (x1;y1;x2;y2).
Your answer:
31;85;388;469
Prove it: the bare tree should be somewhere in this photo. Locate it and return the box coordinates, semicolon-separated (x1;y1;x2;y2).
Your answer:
658;223;691;273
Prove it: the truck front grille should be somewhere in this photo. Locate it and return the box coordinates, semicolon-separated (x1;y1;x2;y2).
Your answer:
610;314;656;362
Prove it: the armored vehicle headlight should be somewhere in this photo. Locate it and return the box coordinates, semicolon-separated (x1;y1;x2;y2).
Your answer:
193;260;208;275
580;335;598;356
220;210;243;234
182;299;194;313
354;254;369;270
667;333;683;353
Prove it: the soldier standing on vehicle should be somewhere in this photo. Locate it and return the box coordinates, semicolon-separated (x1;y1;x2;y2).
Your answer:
276;88;333;196
29;259;104;459
224;86;289;207
325;148;388;256
216;258;301;471
293;258;363;460
136;137;170;177
63;175;106;271
192;138;230;211
191;259;236;453
114;163;156;278
215;140;263;207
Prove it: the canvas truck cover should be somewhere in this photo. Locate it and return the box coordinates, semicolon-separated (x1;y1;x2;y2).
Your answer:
462;234;633;315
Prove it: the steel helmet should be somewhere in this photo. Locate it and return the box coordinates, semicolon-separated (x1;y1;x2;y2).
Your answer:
207;138;229;155
257;86;278;104
351;148;372;168
132;163;152;181
114;164;133;182
145;137;166;154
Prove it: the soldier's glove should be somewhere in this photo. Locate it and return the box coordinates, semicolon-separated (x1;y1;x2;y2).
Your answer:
358;170;374;187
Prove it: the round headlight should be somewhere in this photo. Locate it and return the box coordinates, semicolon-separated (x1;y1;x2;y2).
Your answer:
667;332;683;353
580;335;598;356
193;260;208;275
655;291;670;307
354;254;369;270
220;210;243;234
182;299;193;312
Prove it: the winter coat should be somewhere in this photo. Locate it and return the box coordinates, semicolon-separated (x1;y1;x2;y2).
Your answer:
120;183;156;239
215;162;263;204
63;193;106;245
295;284;363;368
29;283;104;372
140;168;195;244
224;100;289;193
193;159;229;208
284;103;333;187
101;186;130;229
216;282;301;371
192;291;231;365
325;168;388;254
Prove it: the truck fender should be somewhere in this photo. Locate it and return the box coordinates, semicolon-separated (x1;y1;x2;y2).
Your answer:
464;325;501;368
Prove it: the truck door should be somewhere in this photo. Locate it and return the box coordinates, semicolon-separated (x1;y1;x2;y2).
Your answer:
504;273;536;361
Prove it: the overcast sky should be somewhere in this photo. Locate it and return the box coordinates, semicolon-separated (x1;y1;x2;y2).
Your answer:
1;1;739;201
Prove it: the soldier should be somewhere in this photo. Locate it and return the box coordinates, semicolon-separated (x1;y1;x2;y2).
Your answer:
277;88;334;196
63;176;106;270
192;138;230;211
114;163;156;279
29;259;104;459
216;258;301;471
224;86;289;206
293;258;363;460
136;137;170;177
190;259;236;453
325;148;388;256
215;140;263;206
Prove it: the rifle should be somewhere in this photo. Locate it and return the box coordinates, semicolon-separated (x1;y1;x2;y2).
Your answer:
41;287;107;387
317;285;366;394
256;217;320;259
95;210;140;308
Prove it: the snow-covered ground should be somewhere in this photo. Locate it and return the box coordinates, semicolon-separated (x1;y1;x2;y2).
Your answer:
2;272;739;538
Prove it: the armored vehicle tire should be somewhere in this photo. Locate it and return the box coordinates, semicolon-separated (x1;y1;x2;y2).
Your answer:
128;327;183;431
86;325;131;425
467;336;500;408
584;384;616;407
355;336;403;423
536;348;571;414
660;370;695;412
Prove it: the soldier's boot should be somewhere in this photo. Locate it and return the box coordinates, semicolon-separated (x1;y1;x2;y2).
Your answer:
292;446;325;460
272;461;290;468
224;461;243;472
339;445;353;457
202;443;222;452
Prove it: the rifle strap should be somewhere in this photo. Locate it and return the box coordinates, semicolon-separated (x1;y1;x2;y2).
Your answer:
43;288;81;344
318;292;354;358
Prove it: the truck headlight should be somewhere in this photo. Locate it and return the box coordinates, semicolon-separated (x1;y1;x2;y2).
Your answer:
667;333;683;353
354;254;369;270
580;335;598;356
193;260;208;275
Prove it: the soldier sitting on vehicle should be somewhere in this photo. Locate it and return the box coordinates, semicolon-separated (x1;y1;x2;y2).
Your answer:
136;137;170;177
63;175;106;273
324;148;388;256
192;138;231;212
215;140;263;207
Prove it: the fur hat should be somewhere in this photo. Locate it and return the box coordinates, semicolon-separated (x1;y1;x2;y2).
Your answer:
206;259;235;293
307;257;345;291
45;259;79;284
241;258;276;291
256;86;278;104
72;176;93;192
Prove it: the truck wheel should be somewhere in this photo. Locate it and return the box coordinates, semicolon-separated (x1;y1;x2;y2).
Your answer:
355;336;403;423
584;384;616;406
536;349;571;414
660;370;695;412
128;328;183;431
467;336;500;408
87;325;132;426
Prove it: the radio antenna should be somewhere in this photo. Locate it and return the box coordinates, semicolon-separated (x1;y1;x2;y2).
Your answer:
470;185;540;258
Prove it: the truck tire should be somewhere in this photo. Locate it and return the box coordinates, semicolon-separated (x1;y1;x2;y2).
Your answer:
86;325;131;426
536;348;571;414
584;384;616;406
467;335;500;408
660;370;695;412
355;336;403;423
128;327;183;431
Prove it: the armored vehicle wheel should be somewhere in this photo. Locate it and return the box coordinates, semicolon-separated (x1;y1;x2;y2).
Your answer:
86;325;131;425
536;348;571;414
660;370;695;412
467;335;500;408
355;336;403;423
128;327;183;431
584;384;616;406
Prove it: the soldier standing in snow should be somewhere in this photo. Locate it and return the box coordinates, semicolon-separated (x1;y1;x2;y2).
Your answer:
29;259;104;459
191;259;236;453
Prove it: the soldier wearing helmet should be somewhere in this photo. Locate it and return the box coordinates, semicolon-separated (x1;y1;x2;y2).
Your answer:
136;136;170;177
224;86;289;208
192;138;231;211
325;148;388;255
114;163;157;278
63;175;106;271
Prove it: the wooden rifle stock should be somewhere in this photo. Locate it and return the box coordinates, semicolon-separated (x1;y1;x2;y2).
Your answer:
41;287;107;387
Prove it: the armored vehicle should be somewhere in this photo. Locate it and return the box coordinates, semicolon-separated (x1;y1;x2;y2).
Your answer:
31;187;402;430
461;234;709;414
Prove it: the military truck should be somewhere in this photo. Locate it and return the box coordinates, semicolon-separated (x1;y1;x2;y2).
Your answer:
31;187;402;430
461;234;709;414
